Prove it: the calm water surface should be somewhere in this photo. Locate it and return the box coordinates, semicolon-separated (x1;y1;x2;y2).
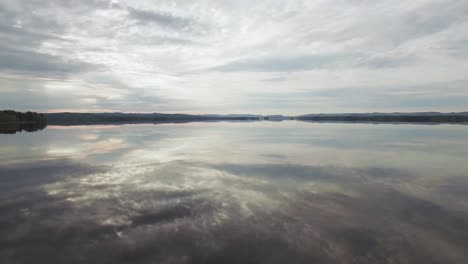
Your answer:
1;121;468;263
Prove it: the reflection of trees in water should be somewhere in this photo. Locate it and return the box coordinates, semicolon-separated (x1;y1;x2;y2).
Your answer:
0;122;47;134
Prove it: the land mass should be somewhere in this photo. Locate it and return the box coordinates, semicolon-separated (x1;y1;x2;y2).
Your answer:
45;112;262;125
1;111;468;134
0;110;47;134
44;112;468;125
295;112;468;123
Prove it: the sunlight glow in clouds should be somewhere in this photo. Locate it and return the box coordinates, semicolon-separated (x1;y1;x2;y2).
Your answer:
0;0;467;114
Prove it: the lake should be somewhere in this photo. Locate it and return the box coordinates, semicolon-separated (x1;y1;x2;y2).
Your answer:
1;121;468;263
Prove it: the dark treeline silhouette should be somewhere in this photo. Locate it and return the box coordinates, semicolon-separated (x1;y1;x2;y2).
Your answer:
45;112;261;125
296;112;468;123
0;110;47;134
28;112;468;126
2;111;468;133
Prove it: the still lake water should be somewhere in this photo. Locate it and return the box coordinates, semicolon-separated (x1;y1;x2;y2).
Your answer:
1;121;468;263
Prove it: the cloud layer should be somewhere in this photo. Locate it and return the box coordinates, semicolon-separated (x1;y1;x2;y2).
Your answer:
0;0;467;114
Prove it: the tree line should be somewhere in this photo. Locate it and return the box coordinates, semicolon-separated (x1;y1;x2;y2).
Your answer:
0;110;47;124
296;115;468;123
0;110;47;134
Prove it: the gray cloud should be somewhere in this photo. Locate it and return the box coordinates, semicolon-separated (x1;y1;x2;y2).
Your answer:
0;85;88;111
127;7;195;30
0;1;101;78
130;34;200;46
238;79;468;114
401;0;468;38
212;53;416;73
359;55;416;69
325;0;468;48
444;36;468;58
304;79;468;111
212;54;344;72
0;47;98;77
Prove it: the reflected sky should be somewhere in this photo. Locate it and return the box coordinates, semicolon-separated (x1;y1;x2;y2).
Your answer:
1;122;468;263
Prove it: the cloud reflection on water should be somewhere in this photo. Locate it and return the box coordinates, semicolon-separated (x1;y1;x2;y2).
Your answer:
1;122;468;263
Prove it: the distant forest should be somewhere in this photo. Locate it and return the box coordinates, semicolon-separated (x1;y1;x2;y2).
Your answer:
0;110;47;134
45;112;260;125
1;110;468;134
296;114;468;123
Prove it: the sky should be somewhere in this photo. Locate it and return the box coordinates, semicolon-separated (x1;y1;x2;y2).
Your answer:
0;0;467;115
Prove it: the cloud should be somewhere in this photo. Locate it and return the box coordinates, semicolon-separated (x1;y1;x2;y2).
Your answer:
127;7;194;30
212;53;417;73
0;0;467;113
359;55;416;69
0;1;100;78
300;79;468;112
0;46;99;77
261;76;288;82
212;54;345;72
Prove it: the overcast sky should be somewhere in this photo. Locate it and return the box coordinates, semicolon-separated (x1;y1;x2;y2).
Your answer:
1;0;467;114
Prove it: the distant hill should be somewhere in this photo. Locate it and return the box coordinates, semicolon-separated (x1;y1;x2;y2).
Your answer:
296;112;468;123
298;112;468;117
45;112;261;125
2;111;468;129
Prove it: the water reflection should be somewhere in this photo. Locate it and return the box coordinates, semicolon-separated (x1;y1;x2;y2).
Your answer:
0;122;46;134
1;122;468;263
